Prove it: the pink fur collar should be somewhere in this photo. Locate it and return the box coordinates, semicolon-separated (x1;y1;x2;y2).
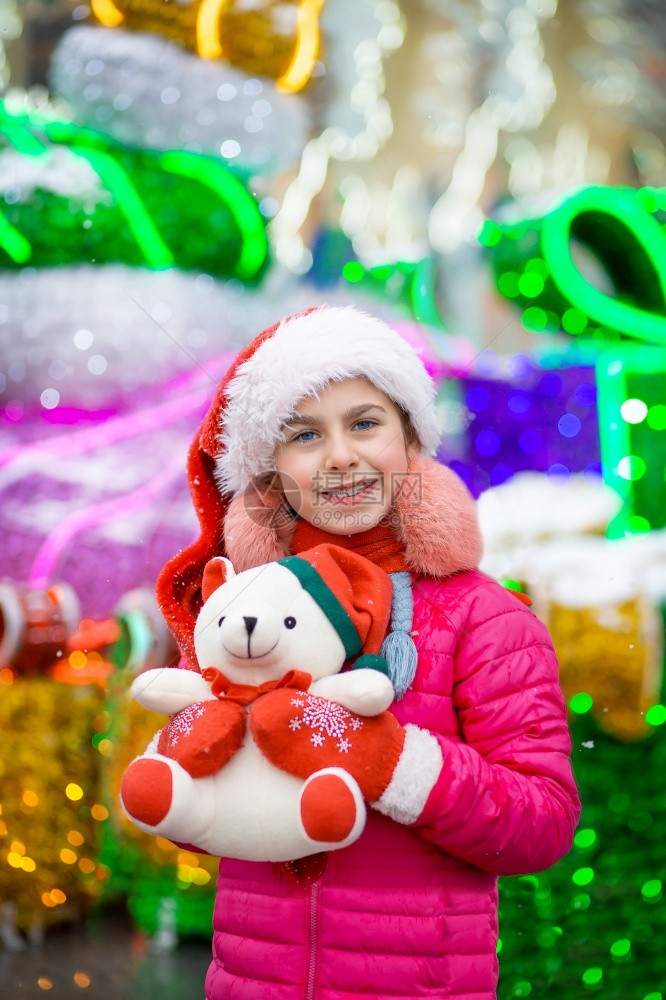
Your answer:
223;455;482;577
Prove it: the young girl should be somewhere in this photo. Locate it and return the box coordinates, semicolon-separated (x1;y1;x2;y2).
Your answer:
157;305;581;1000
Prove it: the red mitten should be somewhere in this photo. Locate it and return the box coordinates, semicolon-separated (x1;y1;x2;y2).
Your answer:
157;699;245;777
249;689;405;802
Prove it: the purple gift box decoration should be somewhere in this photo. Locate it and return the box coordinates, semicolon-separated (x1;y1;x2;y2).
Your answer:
443;353;601;498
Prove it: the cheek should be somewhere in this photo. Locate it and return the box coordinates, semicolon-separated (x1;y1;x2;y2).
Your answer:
379;440;410;476
275;456;317;505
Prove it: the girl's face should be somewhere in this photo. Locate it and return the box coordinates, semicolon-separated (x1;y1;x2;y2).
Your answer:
274;377;419;535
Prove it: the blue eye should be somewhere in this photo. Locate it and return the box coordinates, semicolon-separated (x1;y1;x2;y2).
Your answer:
294;430;317;443
354;419;377;431
284;617;296;629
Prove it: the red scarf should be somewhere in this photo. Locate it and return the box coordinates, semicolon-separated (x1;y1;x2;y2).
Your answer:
289;518;411;574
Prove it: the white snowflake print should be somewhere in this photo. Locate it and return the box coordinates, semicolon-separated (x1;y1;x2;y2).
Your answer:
167;703;206;745
291;697;305;707
292;694;363;752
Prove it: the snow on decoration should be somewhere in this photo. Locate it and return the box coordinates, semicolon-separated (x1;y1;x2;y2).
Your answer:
478;471;666;742
49;25;311;172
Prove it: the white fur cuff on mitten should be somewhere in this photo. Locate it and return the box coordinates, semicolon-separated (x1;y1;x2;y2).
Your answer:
372;724;443;825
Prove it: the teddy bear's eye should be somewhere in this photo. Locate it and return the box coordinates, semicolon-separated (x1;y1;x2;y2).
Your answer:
218;616;225;627
284;617;296;629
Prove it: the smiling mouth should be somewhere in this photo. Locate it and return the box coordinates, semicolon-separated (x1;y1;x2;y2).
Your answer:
222;638;279;660
320;479;379;502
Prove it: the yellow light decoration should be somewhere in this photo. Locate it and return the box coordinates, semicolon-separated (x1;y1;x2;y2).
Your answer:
538;593;662;742
69;650;87;669
90;0;124;28
0;678;106;931
93;0;323;86
102;672;219;892
65;783;84;802
92;0;199;49
197;0;229;60
211;0;312;80
276;0;325;94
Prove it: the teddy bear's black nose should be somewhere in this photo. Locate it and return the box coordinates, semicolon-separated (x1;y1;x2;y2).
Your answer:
243;616;258;636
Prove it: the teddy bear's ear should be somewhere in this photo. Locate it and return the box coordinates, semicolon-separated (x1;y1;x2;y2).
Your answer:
202;557;235;601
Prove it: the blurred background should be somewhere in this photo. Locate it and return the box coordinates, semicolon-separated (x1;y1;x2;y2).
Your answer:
1;0;665;997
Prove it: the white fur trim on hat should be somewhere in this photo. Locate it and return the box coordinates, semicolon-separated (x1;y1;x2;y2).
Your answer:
216;306;441;496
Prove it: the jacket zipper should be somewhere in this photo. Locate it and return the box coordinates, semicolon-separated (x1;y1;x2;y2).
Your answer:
305;881;319;1000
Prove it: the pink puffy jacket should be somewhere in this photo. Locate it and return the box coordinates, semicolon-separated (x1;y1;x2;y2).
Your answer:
205;569;581;1000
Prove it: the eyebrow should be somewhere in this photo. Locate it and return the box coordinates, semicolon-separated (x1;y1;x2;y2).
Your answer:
284;403;387;430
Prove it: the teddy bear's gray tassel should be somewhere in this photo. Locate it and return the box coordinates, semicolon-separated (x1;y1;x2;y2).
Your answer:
380;571;417;700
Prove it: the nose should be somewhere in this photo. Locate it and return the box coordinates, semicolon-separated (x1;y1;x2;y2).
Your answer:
243;616;257;636
324;430;359;471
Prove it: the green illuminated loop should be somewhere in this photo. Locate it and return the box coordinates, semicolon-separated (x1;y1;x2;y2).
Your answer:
0;210;32;263
159;150;268;281
69;146;175;269
540;186;666;345
0;120;49;157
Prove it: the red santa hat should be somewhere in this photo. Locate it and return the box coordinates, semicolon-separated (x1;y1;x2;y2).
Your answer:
157;305;481;670
215;305;441;496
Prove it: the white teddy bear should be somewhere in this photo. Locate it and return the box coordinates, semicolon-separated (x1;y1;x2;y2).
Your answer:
120;544;406;862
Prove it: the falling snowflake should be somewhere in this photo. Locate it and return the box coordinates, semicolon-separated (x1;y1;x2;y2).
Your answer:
310;732;325;747
337;738;351;753
166;702;206;745
289;717;302;730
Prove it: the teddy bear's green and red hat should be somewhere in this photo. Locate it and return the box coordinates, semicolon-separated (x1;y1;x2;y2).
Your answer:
277;544;392;668
200;542;393;669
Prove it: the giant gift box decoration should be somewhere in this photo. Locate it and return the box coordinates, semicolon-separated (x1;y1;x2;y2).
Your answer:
455;355;600;496
481;184;666;537
0;99;268;281
596;346;666;537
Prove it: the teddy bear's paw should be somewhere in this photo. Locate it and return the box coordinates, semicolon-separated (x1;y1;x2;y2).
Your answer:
157;699;246;777
250;688;406;801
298;768;366;846
120;753;212;844
120;756;175;828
